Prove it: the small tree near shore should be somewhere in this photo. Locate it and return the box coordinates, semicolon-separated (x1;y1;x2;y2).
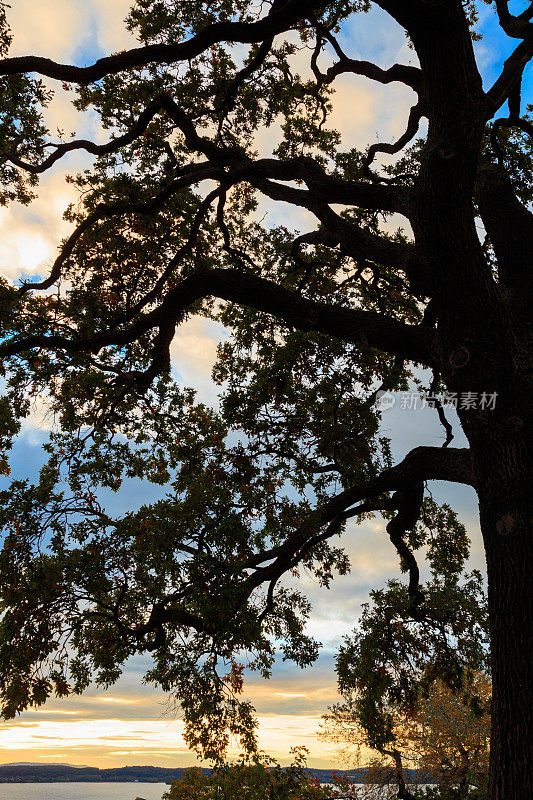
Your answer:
321;674;491;800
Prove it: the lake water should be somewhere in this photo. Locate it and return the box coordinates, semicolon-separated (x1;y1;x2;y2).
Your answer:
0;783;434;799
0;784;168;800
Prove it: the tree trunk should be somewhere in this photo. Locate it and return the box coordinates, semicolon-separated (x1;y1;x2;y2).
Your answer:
483;507;533;799
471;426;533;799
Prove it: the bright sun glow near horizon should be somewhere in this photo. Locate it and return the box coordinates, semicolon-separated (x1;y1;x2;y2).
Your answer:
0;715;342;769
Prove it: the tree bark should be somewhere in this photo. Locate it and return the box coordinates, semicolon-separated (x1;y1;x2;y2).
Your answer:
469;422;533;799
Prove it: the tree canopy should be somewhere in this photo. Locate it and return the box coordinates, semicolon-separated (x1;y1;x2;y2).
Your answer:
0;2;532;797
164;748;329;800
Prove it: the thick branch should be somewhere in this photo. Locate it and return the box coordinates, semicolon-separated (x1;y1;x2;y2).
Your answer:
248;446;471;620
309;23;426;182
19;163;220;293
11;96;410;297
159;268;434;365
246;500;393;570
87;445;470;645
323;58;423;93
386;483;425;620
486;37;533;117
0;0;324;83
495;1;533;39
325;446;473;519
250;178;425;290
312;23;424;94
476;161;533;291
1;268;434;367
251;157;409;213
363;100;425;179
26;162;411;297
2;94;172;174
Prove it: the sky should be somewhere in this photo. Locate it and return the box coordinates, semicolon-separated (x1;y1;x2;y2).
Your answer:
0;0;521;772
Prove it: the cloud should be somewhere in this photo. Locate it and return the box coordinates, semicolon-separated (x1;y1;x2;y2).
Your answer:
170;315;228;405
89;0;138;53
0;2;129;287
7;0;136;62
0;151;89;284
0;713;342;767
7;1;92;61
97;697;140;705
0;718;186;751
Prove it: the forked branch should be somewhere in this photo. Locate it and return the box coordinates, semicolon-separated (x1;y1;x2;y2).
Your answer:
325;446;473;520
495;1;533;39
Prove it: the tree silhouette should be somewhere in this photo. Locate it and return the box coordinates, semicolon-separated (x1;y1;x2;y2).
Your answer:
0;2;531;797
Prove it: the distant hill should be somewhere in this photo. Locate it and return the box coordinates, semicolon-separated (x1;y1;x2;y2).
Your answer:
0;763;426;784
3;762;89;768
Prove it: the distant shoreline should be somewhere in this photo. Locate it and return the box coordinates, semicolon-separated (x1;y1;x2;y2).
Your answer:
0;780;169;784
0;764;425;785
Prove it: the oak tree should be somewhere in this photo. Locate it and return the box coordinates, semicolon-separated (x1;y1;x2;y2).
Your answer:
0;2;531;798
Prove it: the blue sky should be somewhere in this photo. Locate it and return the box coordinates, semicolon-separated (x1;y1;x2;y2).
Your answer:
0;0;524;769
